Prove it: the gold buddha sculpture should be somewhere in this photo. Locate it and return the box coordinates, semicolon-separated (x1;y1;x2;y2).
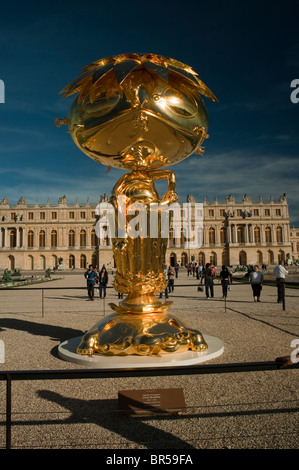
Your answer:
57;53;217;356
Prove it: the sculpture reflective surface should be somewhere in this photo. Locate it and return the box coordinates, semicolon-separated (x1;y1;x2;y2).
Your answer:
58;53;217;356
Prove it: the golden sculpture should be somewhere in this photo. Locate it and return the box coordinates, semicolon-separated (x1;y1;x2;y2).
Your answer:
57;53;217;356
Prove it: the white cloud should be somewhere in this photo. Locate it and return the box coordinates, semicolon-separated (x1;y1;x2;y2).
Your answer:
0;165;122;205
1;147;298;225
170;149;299;224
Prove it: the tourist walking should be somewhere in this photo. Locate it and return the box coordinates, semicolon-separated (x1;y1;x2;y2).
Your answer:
197;264;203;280
159;264;169;299
273;260;288;303
249;265;264;302
168;265;175;293
201;263;215;298
219;265;231;298
98;266;108;298
85;265;96;301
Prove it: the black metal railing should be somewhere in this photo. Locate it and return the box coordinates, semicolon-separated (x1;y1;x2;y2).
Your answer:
0;280;293;314
1;361;298;449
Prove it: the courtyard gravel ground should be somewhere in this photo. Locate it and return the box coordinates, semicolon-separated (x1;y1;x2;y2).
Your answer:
0;271;298;450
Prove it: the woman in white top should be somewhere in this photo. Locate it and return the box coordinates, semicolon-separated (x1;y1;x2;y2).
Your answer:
249;265;264;302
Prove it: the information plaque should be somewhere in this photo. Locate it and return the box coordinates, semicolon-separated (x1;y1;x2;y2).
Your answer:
118;388;186;416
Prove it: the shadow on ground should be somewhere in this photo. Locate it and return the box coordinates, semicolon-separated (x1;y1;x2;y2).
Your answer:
3;389;298;449
37;390;196;449
0;318;83;342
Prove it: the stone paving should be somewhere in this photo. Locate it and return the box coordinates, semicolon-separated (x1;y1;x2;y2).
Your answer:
0;271;298;449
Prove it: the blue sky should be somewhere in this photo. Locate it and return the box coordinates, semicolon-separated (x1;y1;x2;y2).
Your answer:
1;0;299;224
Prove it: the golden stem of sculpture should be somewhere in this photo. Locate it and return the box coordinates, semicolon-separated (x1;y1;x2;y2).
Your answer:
76;168;208;356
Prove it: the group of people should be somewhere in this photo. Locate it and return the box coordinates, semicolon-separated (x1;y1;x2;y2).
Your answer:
85;263;177;301
199;264;232;299
198;260;289;303
159;264;176;299
85;265;108;301
85;259;289;304
186;263;208;280
248;261;288;303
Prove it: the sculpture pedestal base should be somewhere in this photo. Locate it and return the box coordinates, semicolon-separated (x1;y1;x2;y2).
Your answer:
73;311;209;356
58;334;224;369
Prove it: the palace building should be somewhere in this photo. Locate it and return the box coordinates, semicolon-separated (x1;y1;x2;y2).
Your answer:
0;193;298;272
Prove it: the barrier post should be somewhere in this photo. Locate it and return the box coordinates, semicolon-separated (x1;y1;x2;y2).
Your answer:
6;374;12;450
42;289;44;318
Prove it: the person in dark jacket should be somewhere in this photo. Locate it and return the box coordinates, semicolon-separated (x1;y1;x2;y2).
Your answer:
98;266;109;298
201;263;215;298
85;265;96;300
168;265;175;293
219;265;231;298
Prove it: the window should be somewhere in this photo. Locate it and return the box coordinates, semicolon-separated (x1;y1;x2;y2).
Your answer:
198;252;205;266
197;227;203;246
208;209;214;217
10;229;16;248
276;209;281;216
276;226;283;243
91;211;95;218
237;226;245;243
40;212;45;220
102;226;110;246
253;209;259;216
69;212;75;219
239;250;247;266
28;255;34;270
237;209;242;216
51;212;57;219
10;212;16;220
80;211;86;219
210;252;217;265
268;250;274;264
181;252;188;266
254;227;261;243
51;230;57;247
257;250;263;264
91;253;97;266
69;230;75;247
27;230;34;248
28;212;34;220
265;209;270;216
80;254;86;269
80;229;86;247
69;254;75;269
40;255;46;270
220;227;226;244
265;227;272;243
91;229;96;246
8;255;15;270
180;228;186;246
220;209;225;217
278;250;285;263
39;230;45;247
169;228;174;246
208;227;215;244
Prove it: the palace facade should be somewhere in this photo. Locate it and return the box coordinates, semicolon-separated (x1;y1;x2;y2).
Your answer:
0;193;298;272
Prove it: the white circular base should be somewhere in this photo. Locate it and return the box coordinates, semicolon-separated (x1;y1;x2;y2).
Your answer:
58;335;224;369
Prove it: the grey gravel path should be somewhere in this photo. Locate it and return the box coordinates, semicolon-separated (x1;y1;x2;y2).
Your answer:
0;272;298;449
